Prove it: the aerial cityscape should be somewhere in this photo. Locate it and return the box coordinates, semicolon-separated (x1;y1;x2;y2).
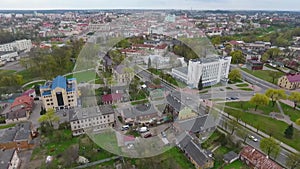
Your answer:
0;1;300;169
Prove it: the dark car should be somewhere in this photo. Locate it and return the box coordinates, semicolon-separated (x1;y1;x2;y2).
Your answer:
144;133;152;138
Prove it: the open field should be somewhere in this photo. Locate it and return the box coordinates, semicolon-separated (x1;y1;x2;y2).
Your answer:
241;68;284;84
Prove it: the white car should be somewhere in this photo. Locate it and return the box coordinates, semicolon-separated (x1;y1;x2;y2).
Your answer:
253;138;258;142
248;135;258;142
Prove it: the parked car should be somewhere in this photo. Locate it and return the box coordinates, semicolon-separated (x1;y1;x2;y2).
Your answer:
144;133;152;138
139;127;149;133
121;125;130;131
161;131;167;138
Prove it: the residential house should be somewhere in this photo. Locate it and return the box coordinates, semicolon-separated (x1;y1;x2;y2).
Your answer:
6;95;34;123
240;146;283;169
113;65;134;85
119;103;158;125
0;122;34;150
246;60;264;70
40;76;79;111
0;149;21;169
177;132;214;169
69;105;115;136
278;73;300;90
101;93;123;105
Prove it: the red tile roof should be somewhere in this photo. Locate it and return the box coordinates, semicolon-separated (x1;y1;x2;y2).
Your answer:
10;95;34;110
240;146;283;169
102;93;122;102
155;43;168;50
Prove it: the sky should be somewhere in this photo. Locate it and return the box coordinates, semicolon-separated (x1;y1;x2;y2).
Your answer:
0;0;300;11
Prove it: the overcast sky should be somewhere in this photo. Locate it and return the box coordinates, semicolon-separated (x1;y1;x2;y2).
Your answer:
1;0;299;11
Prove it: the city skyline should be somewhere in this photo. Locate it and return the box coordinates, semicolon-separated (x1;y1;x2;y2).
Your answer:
1;0;300;11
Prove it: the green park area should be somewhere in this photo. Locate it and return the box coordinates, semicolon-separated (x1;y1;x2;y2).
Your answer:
66;70;98;83
280;103;300;122
222;105;300;151
241;68;284;84
225;101;280;115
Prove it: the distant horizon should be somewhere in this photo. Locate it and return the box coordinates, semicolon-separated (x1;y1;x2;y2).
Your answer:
1;0;299;12
0;8;299;12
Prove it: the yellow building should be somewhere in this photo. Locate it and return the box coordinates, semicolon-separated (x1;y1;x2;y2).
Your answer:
278;74;300;90
40;76;79;111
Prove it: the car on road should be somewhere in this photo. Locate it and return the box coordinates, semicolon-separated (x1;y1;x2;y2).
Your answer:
248;135;258;142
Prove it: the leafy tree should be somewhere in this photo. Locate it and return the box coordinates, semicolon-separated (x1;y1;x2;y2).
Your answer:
296;119;300;126
265;89;287;107
198;75;203;90
261;48;281;62
38;108;60;127
153;78;161;85
289;92;300;109
228;69;242;82
230;50;245;64
250;93;269;111
284;124;294;139
236;128;249;143
268;71;282;84
228;119;239;135
260;137;281;158
286;152;300;169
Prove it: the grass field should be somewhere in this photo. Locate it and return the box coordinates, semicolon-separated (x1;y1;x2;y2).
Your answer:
235;83;249;87
238;87;253;91
225;101;280;115
224;107;300;151
241;68;284;84
223;160;249;169
0;69;16;75
66;70;96;83
0;123;16;129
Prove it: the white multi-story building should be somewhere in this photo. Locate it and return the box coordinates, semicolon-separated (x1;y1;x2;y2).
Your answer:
172;56;231;88
69;105;115;136
0;39;32;52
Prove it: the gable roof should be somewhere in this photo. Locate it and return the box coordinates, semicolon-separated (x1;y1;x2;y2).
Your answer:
286;73;300;83
240;146;283;169
10;95;33;110
185;140;211;167
0;149;15;169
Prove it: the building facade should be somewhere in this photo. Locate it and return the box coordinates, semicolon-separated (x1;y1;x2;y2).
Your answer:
278;74;300;90
40;76;79;111
172;56;231;88
0;39;32;52
69;105;115;136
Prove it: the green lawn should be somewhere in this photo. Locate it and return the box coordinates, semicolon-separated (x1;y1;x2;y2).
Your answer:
224;107;300;151
226;87;233;90
238;88;253;91
127;147;195;169
0;69;16;75
66;70;96;83
0;123;16;129
241;68;284;84
280;103;300;122
225;101;280;115
223;160;249;169
235;83;249;87
92;130;122;155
